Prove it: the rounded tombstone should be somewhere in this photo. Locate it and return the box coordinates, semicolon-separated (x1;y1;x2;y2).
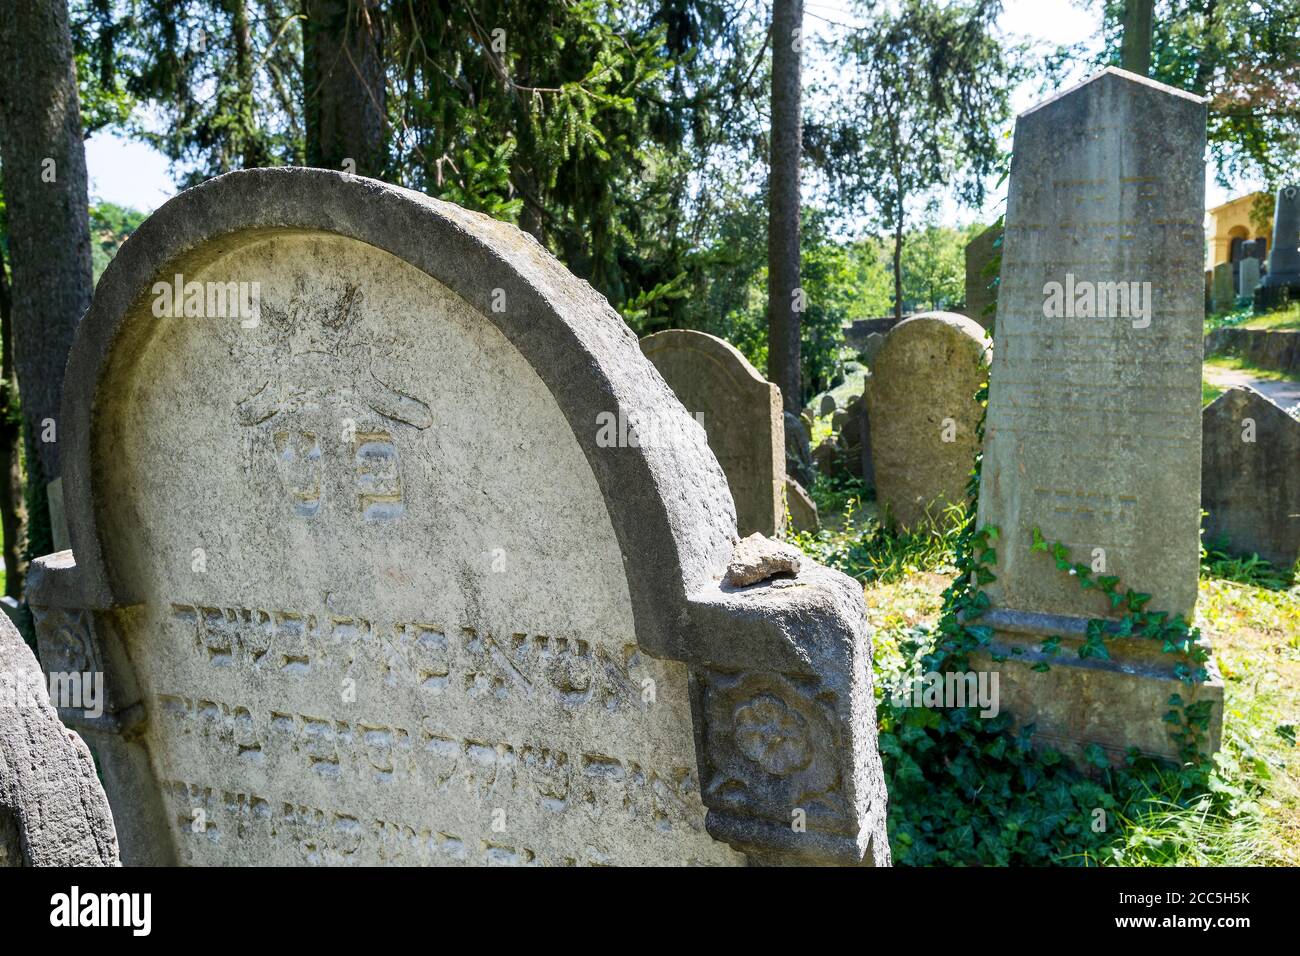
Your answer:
32;170;892;868
865;312;990;531
33;169;747;867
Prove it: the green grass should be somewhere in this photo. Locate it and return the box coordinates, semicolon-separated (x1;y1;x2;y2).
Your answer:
1203;354;1300;384
1202;378;1224;406
1206;301;1300;333
789;473;960;584
797;496;1300;865
1241;304;1300;331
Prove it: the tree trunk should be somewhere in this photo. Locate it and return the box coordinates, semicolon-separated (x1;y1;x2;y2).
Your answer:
893;220;904;323
767;0;803;415
0;0;94;558
1121;0;1155;76
304;0;387;177
0;246;26;598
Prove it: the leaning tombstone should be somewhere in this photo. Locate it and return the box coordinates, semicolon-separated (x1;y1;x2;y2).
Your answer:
0;613;119;866
641;329;785;537
976;68;1223;763
28;168;888;867
964;223;1002;331
865;312;989;531
1202;386;1300;570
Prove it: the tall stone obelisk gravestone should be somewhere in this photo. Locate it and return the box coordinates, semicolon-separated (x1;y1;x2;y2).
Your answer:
976;69;1222;762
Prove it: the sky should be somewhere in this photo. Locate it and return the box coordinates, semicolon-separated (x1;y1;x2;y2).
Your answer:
85;0;1255;220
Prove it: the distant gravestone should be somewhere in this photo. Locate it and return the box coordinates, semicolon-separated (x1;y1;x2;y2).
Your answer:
642;330;784;537
785;410;815;489
1202;386;1300;569
861;332;886;367
964;224;1002;331
28;169;888;867
1239;256;1261;300
866;312;989;531
977;69;1222;763
0;613;119;866
1257;185;1300;310
784;477;819;533
1212;261;1235;311
1263;186;1300;285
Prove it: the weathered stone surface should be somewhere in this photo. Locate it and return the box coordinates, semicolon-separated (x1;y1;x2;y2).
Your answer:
0;613;119;866
1212;261;1235;312
976;69;1222;763
643;329;785;537
964;223;1001;331
866;312;989;531
723;534;803;587
784;476;819;533
1202;386;1300;569
29;168;888;867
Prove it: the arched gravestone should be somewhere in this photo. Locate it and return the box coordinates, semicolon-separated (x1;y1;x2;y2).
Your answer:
1202;386;1300;570
28;169;888;867
0;614;119;866
865;312;990;531
640;330;784;537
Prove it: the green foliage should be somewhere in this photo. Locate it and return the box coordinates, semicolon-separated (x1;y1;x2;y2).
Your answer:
1200;541;1297;591
1094;0;1300;186
74;1;306;184
790;474;962;585
899;221;983;313
88;201;146;282
808;0;1023;317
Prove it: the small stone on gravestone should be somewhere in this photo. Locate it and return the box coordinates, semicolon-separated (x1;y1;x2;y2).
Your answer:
1212;261;1235;311
722;534;803;587
865;312;989;531
964;224;1002;331
1239;256;1261;299
977;68;1222;763
0;613;119;866
643;329;786;538
29;169;889;867
1202;386;1300;570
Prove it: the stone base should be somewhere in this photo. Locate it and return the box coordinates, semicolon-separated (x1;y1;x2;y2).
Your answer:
1254;281;1300;312
972;610;1223;766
